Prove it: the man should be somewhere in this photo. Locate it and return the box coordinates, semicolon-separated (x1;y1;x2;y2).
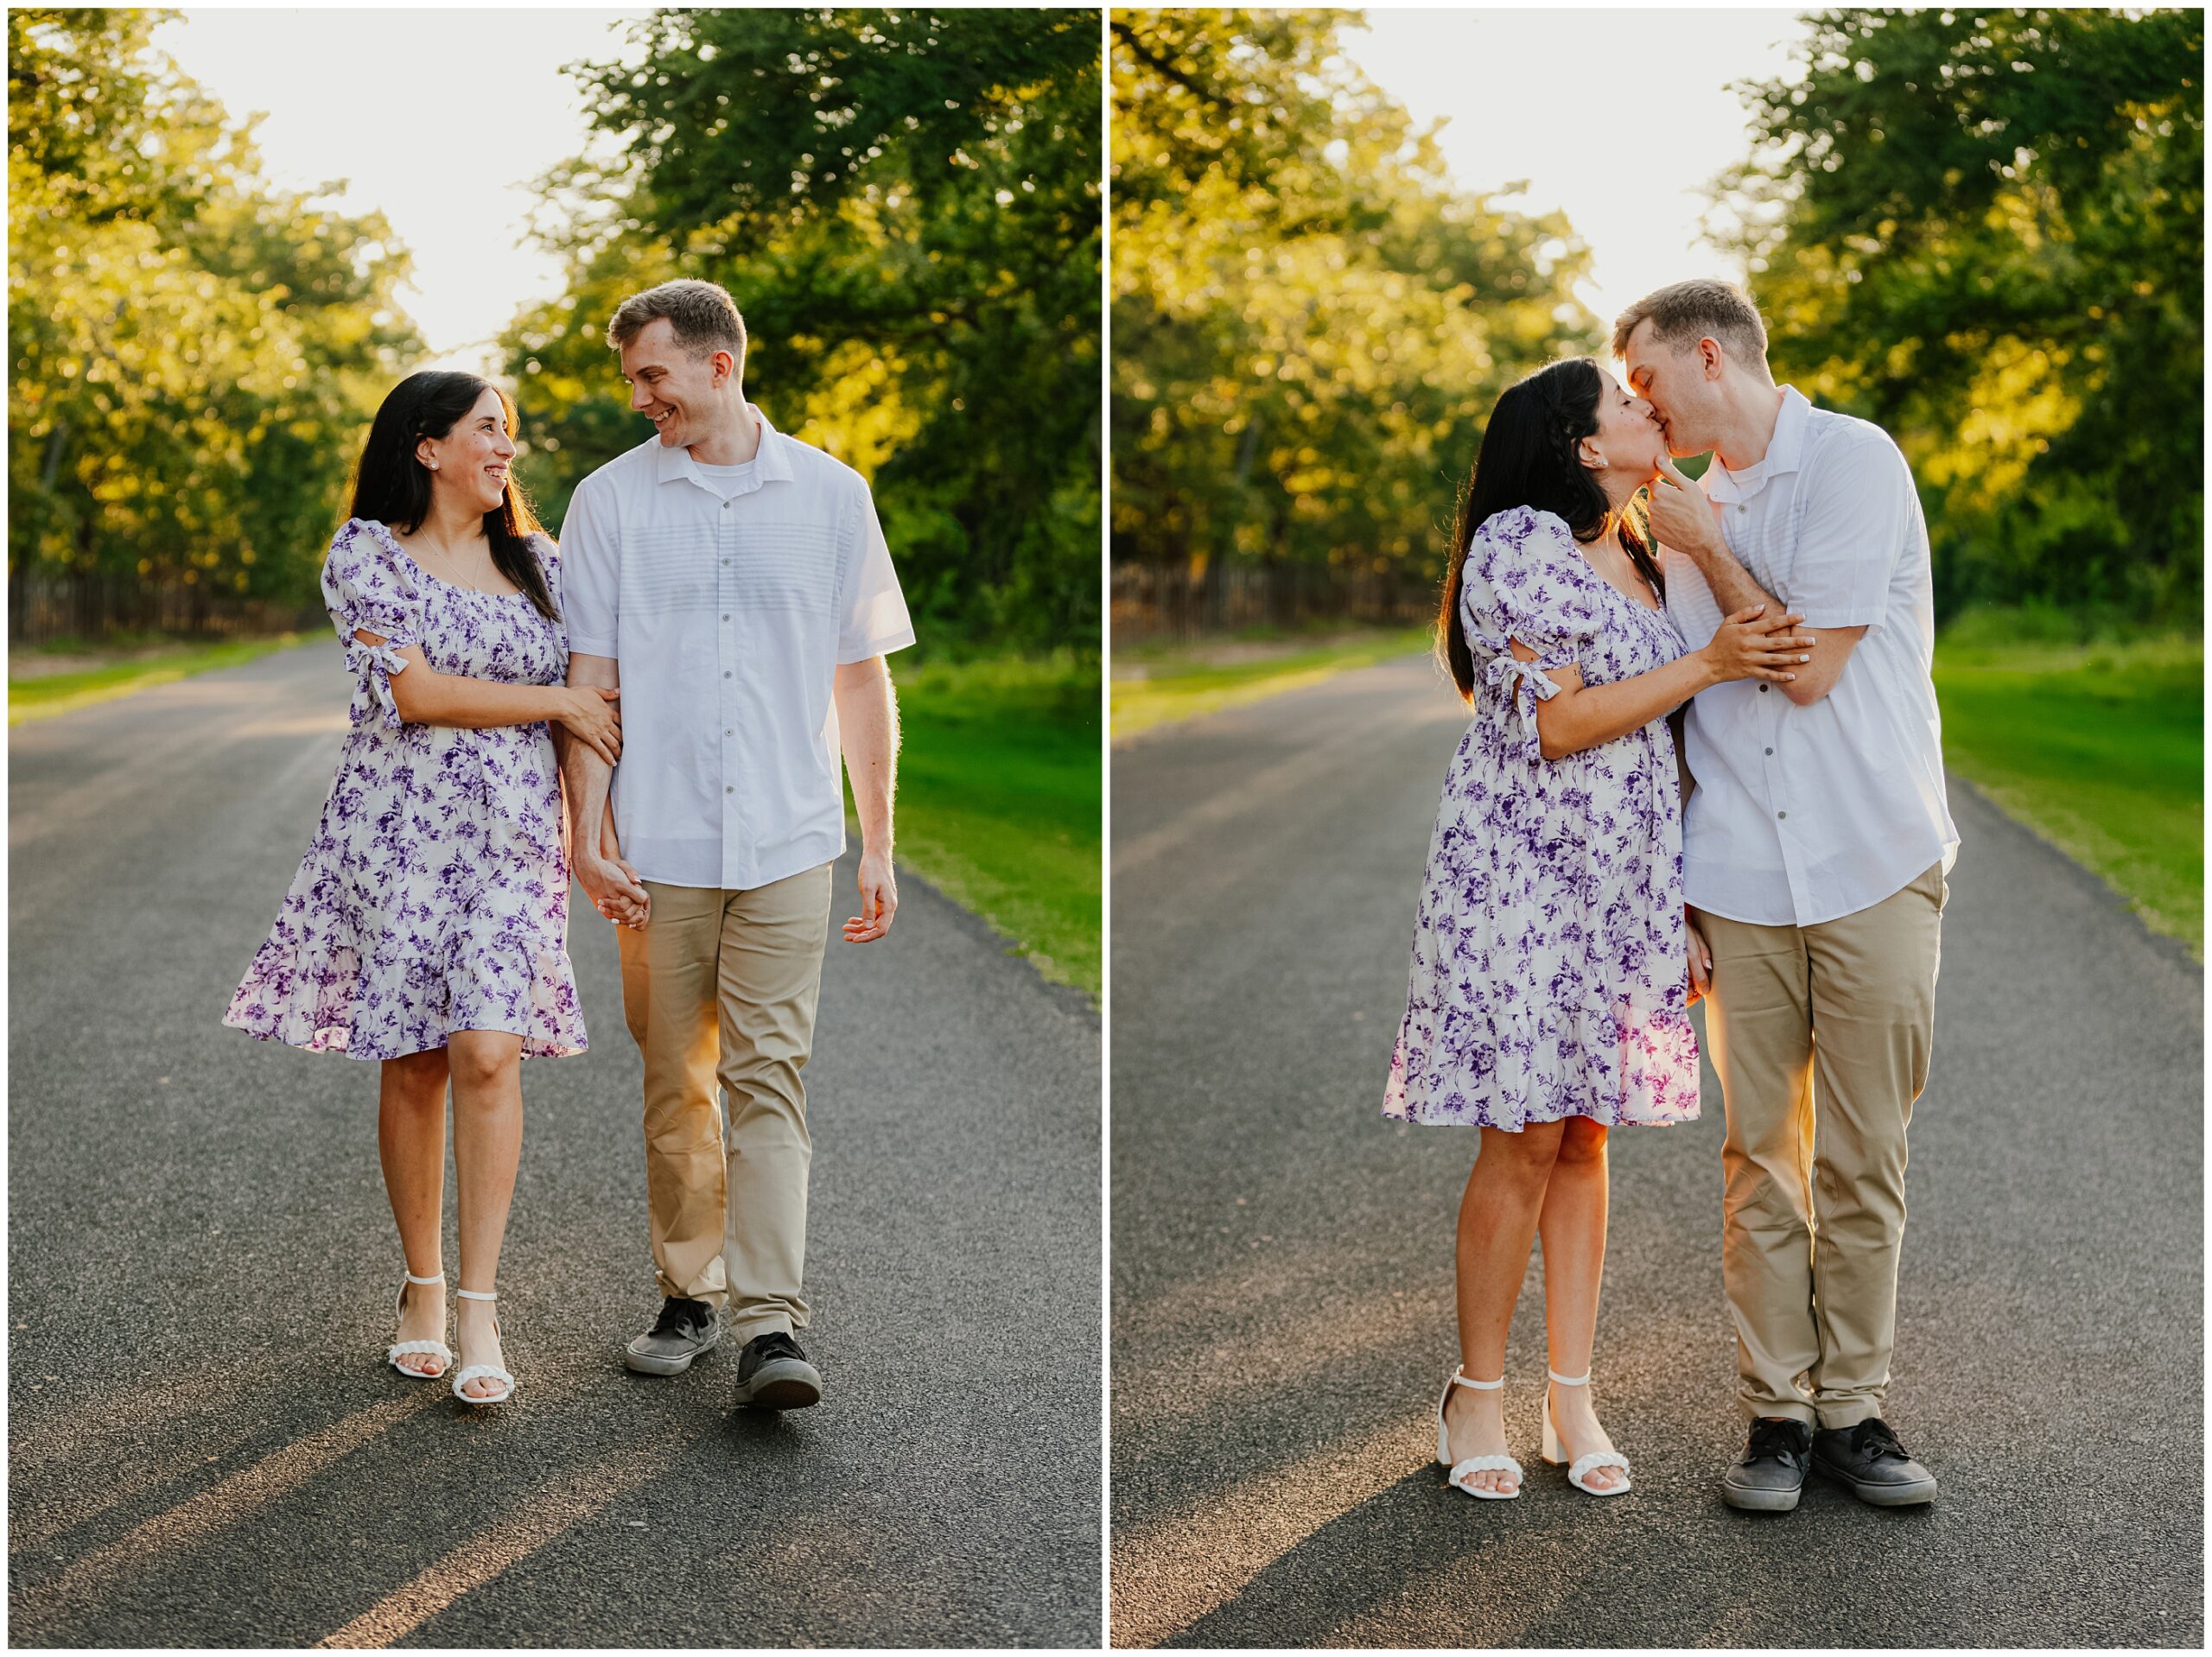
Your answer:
1618;279;1956;1511
559;278;913;1409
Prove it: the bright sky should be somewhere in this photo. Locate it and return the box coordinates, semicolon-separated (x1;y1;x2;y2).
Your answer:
1344;10;1815;337
153;9;652;375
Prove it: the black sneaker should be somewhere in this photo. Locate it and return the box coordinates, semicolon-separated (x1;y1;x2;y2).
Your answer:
624;1296;722;1375
731;1330;823;1410
1720;1416;1813;1512
1813;1417;1938;1507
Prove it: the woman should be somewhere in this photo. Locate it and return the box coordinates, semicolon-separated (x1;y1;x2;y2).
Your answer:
226;371;625;1405
1384;358;1811;1497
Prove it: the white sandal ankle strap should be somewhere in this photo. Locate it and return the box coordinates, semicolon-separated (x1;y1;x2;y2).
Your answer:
1451;1368;1506;1391
1548;1368;1592;1387
455;1288;498;1302
404;1271;444;1286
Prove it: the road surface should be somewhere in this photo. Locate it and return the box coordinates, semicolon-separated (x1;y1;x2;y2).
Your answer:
10;640;1102;1647
1110;652;2201;1648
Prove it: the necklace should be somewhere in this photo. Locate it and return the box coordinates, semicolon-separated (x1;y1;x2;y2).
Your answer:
408;531;503;594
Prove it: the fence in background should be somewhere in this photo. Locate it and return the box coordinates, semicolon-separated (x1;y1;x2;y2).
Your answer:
1111;562;1434;644
9;573;323;646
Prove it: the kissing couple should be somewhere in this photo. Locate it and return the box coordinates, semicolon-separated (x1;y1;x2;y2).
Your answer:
226;278;916;1407
1387;279;1956;1510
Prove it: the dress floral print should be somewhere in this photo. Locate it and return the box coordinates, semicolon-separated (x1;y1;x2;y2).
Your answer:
225;518;588;1062
1385;505;1699;1129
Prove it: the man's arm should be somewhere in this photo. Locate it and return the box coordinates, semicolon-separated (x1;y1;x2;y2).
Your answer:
1647;455;1862;707
832;654;899;943
563;651;649;926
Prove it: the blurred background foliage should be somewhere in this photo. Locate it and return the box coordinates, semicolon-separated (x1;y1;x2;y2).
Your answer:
8;7;419;635
503;6;1101;659
10;6;1102;661
1111;9;1597;584
1717;6;2202;626
1112;6;2202;636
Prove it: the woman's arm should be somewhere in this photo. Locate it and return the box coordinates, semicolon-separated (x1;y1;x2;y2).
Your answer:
359;632;621;763
1519;604;1812;761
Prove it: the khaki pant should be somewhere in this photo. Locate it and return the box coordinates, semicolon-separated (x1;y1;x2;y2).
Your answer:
616;865;833;1343
1695;860;1945;1429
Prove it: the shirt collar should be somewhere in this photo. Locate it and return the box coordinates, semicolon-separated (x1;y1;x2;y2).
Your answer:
1703;384;1810;505
653;403;795;494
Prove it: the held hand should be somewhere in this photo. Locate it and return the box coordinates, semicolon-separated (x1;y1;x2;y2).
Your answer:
842;846;898;943
1686;913;1714;1006
556;686;623;765
577;849;650;929
1646;454;1724;556
1697;604;1815;686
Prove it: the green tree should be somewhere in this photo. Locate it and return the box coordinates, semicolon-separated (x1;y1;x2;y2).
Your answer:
505;8;1101;656
1714;7;2202;622
1111;9;1600;587
8;8;421;634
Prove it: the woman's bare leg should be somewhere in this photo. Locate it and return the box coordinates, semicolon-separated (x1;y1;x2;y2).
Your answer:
1537;1115;1624;1489
379;1050;451;1375
448;1029;525;1398
1445;1121;1566;1494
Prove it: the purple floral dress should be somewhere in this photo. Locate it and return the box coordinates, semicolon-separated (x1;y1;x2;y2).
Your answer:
225;518;588;1062
1384;505;1700;1129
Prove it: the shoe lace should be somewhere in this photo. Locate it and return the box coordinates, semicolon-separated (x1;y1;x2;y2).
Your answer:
1745;1418;1806;1463
652;1298;706;1337
1853;1419;1908;1462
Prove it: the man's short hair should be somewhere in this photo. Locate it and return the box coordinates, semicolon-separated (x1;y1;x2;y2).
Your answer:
1611;279;1769;368
606;279;747;373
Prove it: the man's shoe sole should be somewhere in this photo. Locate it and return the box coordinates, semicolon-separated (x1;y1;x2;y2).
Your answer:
624;1326;722;1376
1814;1460;1937;1507
1720;1477;1804;1513
732;1357;823;1410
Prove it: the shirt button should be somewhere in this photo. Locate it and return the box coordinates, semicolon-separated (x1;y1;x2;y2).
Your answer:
726;786;734;794
721;501;730;511
1764;746;1774;756
723;671;731;679
721;614;730;621
1758;684;1770;693
1777;810;1788;820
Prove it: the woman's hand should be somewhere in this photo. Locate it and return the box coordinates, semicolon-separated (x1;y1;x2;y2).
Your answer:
555;685;622;765
1696;604;1815;687
1686;911;1713;1006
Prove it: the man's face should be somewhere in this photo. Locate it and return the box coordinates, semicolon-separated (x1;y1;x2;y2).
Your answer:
619;317;734;448
1621;319;1715;458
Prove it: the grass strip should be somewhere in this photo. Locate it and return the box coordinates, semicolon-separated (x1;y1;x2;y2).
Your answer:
1932;634;2202;955
861;652;1102;1000
10;634;310;725
1111;625;1433;741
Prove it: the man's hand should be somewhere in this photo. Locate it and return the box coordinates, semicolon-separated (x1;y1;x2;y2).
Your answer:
1647;454;1726;560
577;850;651;929
1686;910;1714;1006
842;845;897;943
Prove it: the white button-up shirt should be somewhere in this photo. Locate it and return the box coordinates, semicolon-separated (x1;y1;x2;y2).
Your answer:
1663;384;1958;927
560;405;916;891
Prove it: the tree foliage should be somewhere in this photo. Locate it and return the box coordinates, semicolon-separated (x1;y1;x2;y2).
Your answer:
504;8;1101;656
1110;9;1600;580
8;8;421;620
1714;7;2202;621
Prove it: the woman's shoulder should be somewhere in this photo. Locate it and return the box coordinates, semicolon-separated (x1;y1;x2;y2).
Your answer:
1471;505;1576;564
324;518;420;598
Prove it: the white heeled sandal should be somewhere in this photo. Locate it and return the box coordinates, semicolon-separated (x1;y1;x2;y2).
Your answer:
1435;1368;1522;1499
387;1270;451;1380
450;1288;516;1406
1541;1367;1631;1495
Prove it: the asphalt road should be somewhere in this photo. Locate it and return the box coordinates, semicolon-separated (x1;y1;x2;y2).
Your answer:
9;640;1102;1647
1109;652;2202;1649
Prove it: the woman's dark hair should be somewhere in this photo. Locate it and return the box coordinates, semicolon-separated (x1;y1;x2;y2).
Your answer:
346;371;557;622
1436;357;1663;702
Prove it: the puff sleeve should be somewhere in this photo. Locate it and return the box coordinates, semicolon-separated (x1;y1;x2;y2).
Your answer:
321;519;425;731
1459;506;1602;764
